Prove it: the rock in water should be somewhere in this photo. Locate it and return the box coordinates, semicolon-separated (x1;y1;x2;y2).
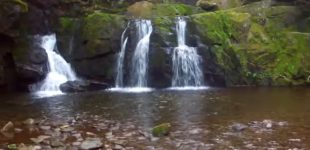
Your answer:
1;121;14;132
60;80;110;93
80;138;103;150
30;135;51;144
23;118;35;126
231;123;248;132
152;123;171;137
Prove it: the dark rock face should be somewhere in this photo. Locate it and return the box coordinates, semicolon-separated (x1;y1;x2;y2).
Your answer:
12;36;49;91
60;80;110;93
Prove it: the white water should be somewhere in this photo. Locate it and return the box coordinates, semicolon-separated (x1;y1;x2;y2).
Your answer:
31;34;77;97
115;25;129;88
130;19;153;87
110;20;153;93
171;17;204;88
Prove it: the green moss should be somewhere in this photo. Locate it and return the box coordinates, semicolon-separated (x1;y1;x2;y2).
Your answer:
191;7;309;86
82;12;125;54
10;0;28;12
152;3;199;17
152;123;171;137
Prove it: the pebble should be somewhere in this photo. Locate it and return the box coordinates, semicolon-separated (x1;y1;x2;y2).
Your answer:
80;138;103;150
231;123;248;132
14;128;23;133
288;139;301;142
40;126;51;130
72;141;81;146
23;118;35;126
30;135;51;144
114;144;124;150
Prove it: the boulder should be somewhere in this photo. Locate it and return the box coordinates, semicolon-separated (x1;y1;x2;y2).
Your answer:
152;123;171;137
127;1;198;18
12;36;49;90
127;1;154;17
60;80;110;93
196;0;242;11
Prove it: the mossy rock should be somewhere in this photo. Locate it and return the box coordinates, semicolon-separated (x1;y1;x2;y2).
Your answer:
190;5;310;86
196;0;242;11
191;11;251;86
78;12;125;58
152;123;171;137
127;1;200;18
152;3;198;16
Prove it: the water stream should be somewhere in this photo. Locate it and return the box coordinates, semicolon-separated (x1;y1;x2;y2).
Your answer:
30;34;77;97
115;25;129;88
130;20;153;88
171;17;204;89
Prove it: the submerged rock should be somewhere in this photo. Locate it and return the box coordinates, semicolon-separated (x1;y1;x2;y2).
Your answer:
152;123;171;137
1;121;14;132
30;135;51;144
196;0;241;11
80;138;103;150
60;80;110;93
231;123;248;132
23;118;35;126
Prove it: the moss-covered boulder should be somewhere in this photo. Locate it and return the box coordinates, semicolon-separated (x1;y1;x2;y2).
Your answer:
196;0;242;11
152;123;171;137
127;1;199;18
191;3;310;86
56;12;126;83
192;11;251;86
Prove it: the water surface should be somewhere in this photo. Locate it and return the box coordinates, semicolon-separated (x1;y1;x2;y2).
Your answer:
0;87;309;149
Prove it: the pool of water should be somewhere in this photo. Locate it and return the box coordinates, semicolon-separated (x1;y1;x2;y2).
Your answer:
0;87;310;149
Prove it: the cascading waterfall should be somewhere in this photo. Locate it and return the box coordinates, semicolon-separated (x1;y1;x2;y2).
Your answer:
171;17;204;88
110;19;153;93
115;25;129;88
130;19;153;88
31;34;77;96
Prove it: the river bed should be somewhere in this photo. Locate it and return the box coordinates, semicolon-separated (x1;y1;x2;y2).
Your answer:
0;87;309;149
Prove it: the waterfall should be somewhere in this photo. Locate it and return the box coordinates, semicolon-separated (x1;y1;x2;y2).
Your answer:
31;34;77;96
109;20;153;93
130;19;153;87
115;25;129;87
171;17;204;88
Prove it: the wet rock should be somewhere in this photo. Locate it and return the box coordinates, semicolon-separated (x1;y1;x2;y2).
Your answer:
60;80;110;93
72;141;81;146
50;139;64;147
278;121;288;127
17;144;42;150
231;123;248;132
86;132;96;136
152;123;171;137
7;144;17;150
288;139;301;142
30;135;51;144
114;144;124;150
1;121;14;132
189;128;203;134
80;138;103;150
14;128;23;133
263;120;273;129
60;125;74;132
23;118;35;126
40;126;51;130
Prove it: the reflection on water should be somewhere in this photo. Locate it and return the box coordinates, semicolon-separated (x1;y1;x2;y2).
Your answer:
0;87;310;148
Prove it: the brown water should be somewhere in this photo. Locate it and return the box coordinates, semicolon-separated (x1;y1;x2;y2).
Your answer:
0;87;310;149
